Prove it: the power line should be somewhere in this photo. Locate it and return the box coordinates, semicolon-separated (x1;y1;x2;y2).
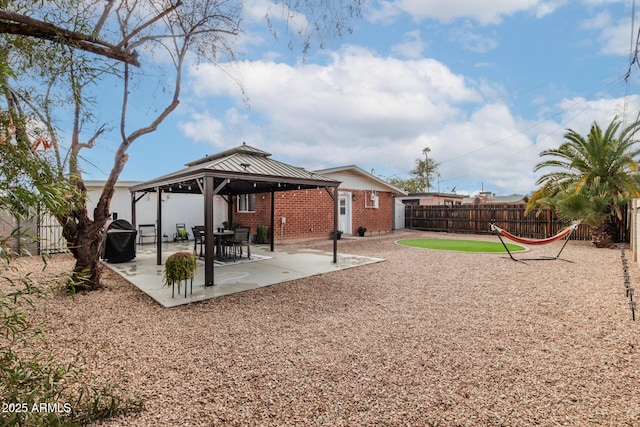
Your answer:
624;0;636;126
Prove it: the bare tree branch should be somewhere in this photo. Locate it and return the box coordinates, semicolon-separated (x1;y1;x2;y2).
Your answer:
117;0;183;49
0;10;140;66
93;0;117;36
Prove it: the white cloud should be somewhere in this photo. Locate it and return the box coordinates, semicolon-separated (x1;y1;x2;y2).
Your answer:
392;30;428;58
370;0;625;27
189;47;481;141
448;21;498;53
579;10;631;56
179;40;640;195
535;1;565;18
556;96;640;133
581;0;626;5
389;0;542;25
366;1;401;24
182;47;546;193
177;111;226;145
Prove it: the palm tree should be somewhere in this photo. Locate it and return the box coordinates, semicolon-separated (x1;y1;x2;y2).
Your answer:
527;117;640;247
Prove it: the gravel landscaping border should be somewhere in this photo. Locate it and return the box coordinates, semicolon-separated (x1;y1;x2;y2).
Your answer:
4;230;640;426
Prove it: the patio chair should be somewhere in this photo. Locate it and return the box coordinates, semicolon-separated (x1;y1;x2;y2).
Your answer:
138;224;156;244
174;223;189;242
192;226;205;257
231;227;251;260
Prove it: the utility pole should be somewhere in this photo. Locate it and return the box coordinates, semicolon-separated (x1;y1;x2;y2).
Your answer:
424;147;431;192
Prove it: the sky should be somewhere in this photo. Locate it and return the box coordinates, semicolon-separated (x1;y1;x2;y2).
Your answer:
81;0;640;197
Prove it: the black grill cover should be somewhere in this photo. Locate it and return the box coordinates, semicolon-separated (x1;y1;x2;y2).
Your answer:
103;219;137;263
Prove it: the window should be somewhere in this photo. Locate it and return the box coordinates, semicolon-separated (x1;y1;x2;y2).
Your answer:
238;194;256;212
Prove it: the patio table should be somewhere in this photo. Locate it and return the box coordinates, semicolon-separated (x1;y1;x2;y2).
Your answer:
214;230;235;260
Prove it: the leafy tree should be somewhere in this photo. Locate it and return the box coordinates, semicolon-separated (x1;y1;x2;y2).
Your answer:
0;64;77;241
388;147;440;193
527;117;640;247
1;0;363;290
1;63;142;427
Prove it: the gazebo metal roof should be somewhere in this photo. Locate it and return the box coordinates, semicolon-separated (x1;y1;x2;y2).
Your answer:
129;143;341;287
129;143;339;195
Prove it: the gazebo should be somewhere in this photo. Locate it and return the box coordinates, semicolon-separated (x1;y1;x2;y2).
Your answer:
128;143;342;287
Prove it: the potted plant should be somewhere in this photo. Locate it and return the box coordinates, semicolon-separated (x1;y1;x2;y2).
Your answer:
334;230;343;240
357;226;367;237
163;251;197;298
223;221;240;230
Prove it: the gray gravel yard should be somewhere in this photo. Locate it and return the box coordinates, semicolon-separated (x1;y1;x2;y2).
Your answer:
6;230;640;426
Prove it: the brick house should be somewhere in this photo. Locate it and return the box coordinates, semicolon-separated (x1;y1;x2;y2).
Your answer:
233;165;407;241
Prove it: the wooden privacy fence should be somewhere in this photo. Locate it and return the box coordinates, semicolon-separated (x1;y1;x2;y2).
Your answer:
405;203;628;242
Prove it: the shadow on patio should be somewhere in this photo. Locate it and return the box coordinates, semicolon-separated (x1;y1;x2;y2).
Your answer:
102;241;384;308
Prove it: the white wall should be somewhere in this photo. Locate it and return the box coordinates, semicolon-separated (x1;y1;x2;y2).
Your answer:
324;171;391;192
85;182;228;239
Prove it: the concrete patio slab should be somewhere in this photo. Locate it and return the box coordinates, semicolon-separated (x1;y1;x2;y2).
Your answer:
102;242;384;308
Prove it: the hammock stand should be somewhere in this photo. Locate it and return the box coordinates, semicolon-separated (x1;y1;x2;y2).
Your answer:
490;222;580;262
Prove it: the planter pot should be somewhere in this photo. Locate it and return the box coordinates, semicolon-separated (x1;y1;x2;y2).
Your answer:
164;251;197;298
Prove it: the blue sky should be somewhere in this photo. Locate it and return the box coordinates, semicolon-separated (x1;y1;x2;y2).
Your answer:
81;0;640;197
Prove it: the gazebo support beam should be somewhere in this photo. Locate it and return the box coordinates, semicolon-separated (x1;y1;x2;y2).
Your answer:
270;191;275;252
204;176;216;286
324;185;339;263
333;186;338;263
156;187;162;266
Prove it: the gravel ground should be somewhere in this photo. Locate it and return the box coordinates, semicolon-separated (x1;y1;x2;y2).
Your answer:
4;230;640;426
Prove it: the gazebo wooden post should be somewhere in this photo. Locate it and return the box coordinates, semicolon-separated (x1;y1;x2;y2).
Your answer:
156;186;162;266
227;195;233;228
270;191;275;252
131;192;136;229
323;185;339;263
333;185;338;263
204;176;215;286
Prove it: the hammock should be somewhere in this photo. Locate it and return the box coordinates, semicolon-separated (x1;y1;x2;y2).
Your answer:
490;222;580;262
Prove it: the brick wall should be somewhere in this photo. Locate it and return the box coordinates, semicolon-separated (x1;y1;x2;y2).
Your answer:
350;190;394;235
232;188;395;241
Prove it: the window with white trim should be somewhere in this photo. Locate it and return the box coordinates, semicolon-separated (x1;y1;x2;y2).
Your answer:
237;194;256;212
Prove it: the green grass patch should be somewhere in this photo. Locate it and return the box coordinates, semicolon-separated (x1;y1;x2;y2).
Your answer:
397;238;525;253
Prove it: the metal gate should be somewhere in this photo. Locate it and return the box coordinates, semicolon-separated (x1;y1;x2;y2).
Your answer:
37;208;68;254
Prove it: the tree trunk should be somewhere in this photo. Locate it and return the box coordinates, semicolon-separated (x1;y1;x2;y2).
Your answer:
60;180;110;291
590;215;624;248
590;221;616;248
64;221;106;290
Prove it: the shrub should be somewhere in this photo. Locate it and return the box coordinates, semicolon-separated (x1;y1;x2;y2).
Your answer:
256;225;268;244
163;251;197;294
